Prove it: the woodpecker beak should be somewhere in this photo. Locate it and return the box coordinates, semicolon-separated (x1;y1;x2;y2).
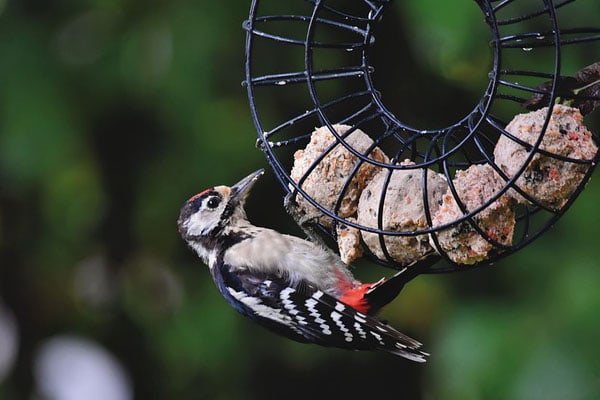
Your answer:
229;169;264;204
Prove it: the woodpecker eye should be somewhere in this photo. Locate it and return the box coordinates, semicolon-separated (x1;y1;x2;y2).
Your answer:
206;197;220;209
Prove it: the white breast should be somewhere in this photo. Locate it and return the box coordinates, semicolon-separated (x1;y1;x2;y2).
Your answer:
223;226;356;295
190;242;218;269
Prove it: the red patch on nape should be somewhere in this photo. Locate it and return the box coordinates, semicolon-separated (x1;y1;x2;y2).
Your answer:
189;188;214;202
339;283;372;314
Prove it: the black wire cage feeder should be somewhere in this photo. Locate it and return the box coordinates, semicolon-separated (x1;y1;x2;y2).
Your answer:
243;0;600;274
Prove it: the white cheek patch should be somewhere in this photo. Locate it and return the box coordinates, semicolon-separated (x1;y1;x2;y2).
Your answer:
186;210;220;236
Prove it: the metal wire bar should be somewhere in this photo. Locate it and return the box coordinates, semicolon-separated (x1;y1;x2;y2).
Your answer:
244;0;600;274
494;0;575;26
248;66;370;86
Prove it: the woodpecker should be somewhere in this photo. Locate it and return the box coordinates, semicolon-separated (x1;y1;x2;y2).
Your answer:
177;169;427;361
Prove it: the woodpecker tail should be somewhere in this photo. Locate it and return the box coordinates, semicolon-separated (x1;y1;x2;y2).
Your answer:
339;267;421;315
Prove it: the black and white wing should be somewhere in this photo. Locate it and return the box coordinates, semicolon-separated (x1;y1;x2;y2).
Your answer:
215;264;428;362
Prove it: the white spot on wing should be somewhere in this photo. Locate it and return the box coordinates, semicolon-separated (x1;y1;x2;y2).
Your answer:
354;322;367;339
370;331;385;345
305;297;331;335
227;288;302;335
280;287;305;323
331;311;353;342
280;287;296;312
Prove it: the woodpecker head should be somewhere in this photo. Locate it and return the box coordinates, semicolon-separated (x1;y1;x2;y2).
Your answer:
177;169;264;241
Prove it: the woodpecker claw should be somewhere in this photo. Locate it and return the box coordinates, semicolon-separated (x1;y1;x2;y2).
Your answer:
284;191;330;248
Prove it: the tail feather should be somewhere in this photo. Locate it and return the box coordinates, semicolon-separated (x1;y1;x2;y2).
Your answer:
364;267;422;315
339;267;421;316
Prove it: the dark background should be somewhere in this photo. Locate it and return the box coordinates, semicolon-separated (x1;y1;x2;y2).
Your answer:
1;1;600;399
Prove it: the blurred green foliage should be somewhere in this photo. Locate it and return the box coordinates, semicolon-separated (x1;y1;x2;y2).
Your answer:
1;0;600;399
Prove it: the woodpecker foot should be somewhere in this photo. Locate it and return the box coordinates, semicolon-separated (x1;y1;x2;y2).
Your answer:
284;192;319;226
284;192;330;246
